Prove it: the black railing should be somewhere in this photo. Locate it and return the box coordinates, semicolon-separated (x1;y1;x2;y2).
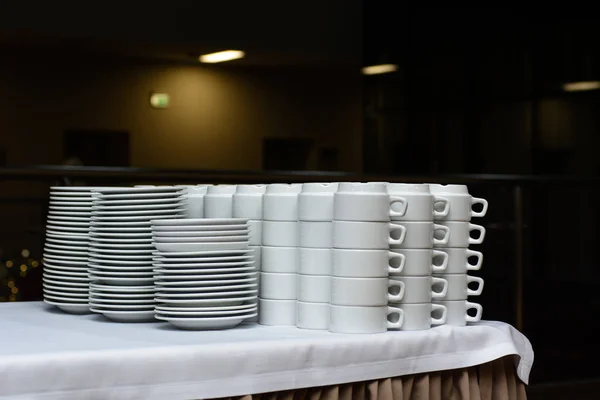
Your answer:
1;165;599;385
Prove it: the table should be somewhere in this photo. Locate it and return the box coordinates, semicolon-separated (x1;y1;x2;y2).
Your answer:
0;302;533;400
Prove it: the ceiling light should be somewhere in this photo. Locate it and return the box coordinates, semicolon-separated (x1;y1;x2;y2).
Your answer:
199;50;245;63
562;81;600;92
361;64;398;75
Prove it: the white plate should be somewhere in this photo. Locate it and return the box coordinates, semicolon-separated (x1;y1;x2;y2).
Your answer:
46;231;88;239
89;302;154;310
43;277;89;287
89;265;153;273
93;192;184;200
90;291;155;299
152;218;248;226
91;220;152;227
46;223;89;231
51;186;110;191
89;252;152;261
95;197;186;205
44;294;89;303
50;201;93;206
45;242;88;251
91;214;184;222
156;307;257;317
88;275;154;285
90;309;157;323
43;266;88;276
43;253;87;262
156;271;257;281
49;191;93;197
153;255;253;263
156;277;257;287
90;284;155;292
45;219;90;227
89;297;154;305
88;258;152;266
89;268;153;277
90;237;153;244
156;289;257;299
42;274;89;283
42;258;87;267
44;247;88;257
90;226;152;233
90;231;153;238
44;289;88;298
155;303;256;312
90;242;154;249
92;202;184;211
154;241;249;252
155;296;256;307
44;299;91;314
153;249;254;258
153;230;249;238
156;283;257;293
156;313;256;330
89;247;152;255
153;224;248;232
91;208;185;216
49;206;92;212
94;186;180;194
152;261;253;269
154;266;255;275
43;283;88;292
153;235;250;243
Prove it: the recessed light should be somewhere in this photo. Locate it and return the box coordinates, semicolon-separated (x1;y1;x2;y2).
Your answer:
361;64;398;75
199;50;245;63
562;81;600;92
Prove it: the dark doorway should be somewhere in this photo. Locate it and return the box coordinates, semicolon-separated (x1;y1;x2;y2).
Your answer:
63;130;130;166
263;137;314;171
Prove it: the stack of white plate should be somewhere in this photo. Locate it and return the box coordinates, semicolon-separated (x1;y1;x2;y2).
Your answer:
88;186;185;322
152;218;258;330
43;186;97;314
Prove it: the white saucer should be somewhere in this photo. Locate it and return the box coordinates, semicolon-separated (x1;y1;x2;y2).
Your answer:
91;208;185;216
90;291;155;299
88;258;152;265
154;241;249;252
155;296;256;307
155;303;256;312
44;283;88;292
89;252;152;260
89;308;157;323
91;214;183;222
88;275;154;285
154;266;255;275
90;284;155;292
156;271;257;281
155;277;257;287
90;231;153;238
89;302;154;310
153;224;248;232
156;283;257;293
156;289;257;299
154;255;253;263
44;299;91;315
156;307;257;317
152;218;248;226
156;313;257;330
153;235;250;243
153;230;249;238
153;249;253;258
90;237;153;244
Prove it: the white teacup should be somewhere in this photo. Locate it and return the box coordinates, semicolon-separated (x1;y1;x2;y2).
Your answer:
330;277;405;306
429;184;488;221
299;247;332;275
332;249;404;278
434;221;486;248
334;182;408;222
433;300;483;326
298;183;339;221
263;183;302;221
204;185;237;218
332;221;406;250
259;298;296;326
434;273;484;301
261;246;298;273
434;248;483;274
299;221;333;248
391;221;450;249
233;184;266;219
260;272;297;300
329;305;404;334
296;301;329;330
297;274;330;302
389;302;447;330
387;183;449;221
262;221;299;247
394;276;448;303
389;249;448;276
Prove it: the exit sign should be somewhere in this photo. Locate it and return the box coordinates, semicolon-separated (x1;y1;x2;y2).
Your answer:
150;93;169;108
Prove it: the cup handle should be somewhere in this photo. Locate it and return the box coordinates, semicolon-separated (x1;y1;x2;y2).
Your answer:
432;196;450;218
387;279;405;302
389;196;408;217
468;224;486;245
466;249;483;270
467;276;484;296
431;277;448;299
465;301;483;322
388;251;405;274
430;304;447;325
431;250;449;272
471;197;488;217
386;306;405;329
432;224;450;246
388;224;406;245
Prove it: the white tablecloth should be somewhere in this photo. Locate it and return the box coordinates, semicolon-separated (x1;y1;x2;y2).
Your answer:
0;302;533;400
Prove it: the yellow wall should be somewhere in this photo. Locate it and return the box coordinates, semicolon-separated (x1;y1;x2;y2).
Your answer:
0;54;363;172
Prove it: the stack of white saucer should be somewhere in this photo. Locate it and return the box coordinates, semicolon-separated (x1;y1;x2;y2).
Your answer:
43;186;96;314
88;186;185;322
152;218;257;330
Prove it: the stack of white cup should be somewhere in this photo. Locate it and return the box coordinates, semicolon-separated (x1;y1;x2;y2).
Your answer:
204;185;237;218
233;184;267;322
386;183;451;330
296;182;339;330
180;185;211;218
329;182;408;334
259;184;302;325
429;184;488;326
